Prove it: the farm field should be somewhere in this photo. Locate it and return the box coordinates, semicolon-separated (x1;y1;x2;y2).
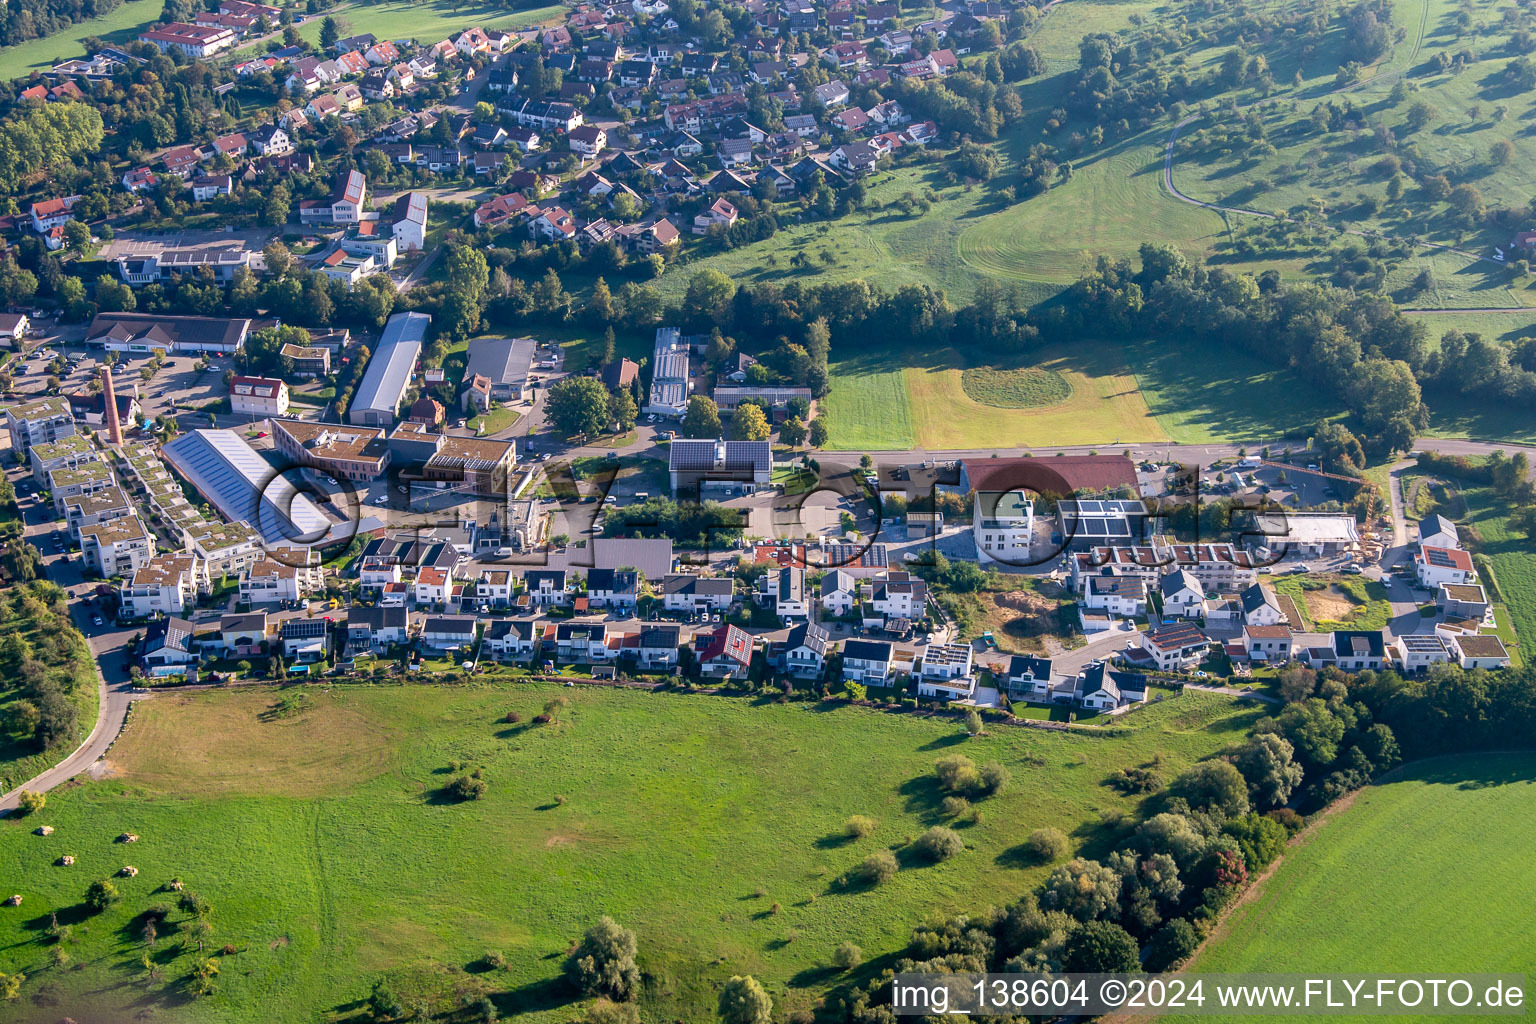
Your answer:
0;0;161;79
1179;752;1536;1019
0;683;1263;1024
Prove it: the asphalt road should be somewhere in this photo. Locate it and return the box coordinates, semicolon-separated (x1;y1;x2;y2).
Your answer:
0;463;147;814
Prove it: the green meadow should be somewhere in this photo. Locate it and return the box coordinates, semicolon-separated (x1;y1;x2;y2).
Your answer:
0;683;1262;1022
1180;752;1536;1022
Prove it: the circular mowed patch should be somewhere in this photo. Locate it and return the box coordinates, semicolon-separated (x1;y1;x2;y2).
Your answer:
960;365;1073;408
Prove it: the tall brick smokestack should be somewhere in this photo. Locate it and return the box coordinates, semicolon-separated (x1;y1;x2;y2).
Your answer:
101;365;123;447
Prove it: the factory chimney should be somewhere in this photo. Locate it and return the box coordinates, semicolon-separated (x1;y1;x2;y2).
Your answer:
101;365;123;447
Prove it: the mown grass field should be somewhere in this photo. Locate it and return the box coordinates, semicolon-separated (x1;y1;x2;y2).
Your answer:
957;133;1227;285
0;0;162;79
293;0;567;48
0;684;1262;1023
825;341;1165;450
1180;752;1536;1016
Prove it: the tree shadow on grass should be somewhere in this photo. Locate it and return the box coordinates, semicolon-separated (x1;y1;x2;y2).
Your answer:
917;732;967;751
897;774;947;820
1408;753;1536;792
789;964;841;988
496;976;575;1018
995;843;1051;871
813;831;856;850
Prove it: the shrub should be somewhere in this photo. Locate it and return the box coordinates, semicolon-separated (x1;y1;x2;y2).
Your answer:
844;814;878;838
504;711;521;724
1109;765;1164;794
852;849;899;885
963;708;983;735
565;916;641;1001
481;949;508;970
934;753;981;793
1024;827;1069;863
1266;807;1305;833
15;791;44;816
940;795;971;817
979;762;1010;795
532;713;552;724
832;940;863;970
584;999;640;1024
446;775;488;801
719;974;773;1024
913;826;964;863
83;879;121;914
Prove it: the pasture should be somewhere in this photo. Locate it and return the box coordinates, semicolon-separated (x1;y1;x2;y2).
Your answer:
0;683;1262;1023
1180;752;1536;1015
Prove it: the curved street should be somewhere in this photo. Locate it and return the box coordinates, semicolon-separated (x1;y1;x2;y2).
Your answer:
0;460;149;815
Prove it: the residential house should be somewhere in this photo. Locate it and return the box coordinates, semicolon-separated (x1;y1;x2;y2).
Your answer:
629;624;682;670
775;621;831;677
484;618;541;661
1068;660;1147;710
228;375;288;417
760;566;808;620
1416;545;1476;589
661;573;734;613
697;623;754;678
525;569;573;607
1451;633;1511;670
1240;582;1285;626
421;615;478;651
915;642;974;700
693;197;738;234
1131;622;1210;672
1394;633;1454;672
820;569;858;616
1419;513;1460;550
280;618;331;662
842;638;894;684
141;616;197;670
218;612;269;657
1242;624;1293;663
1001;654;1053;702
1332;630;1387;671
1085;573;1148;617
974;489;1033;565
587;567;640;612
414;565;454;607
1159;569;1205;619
